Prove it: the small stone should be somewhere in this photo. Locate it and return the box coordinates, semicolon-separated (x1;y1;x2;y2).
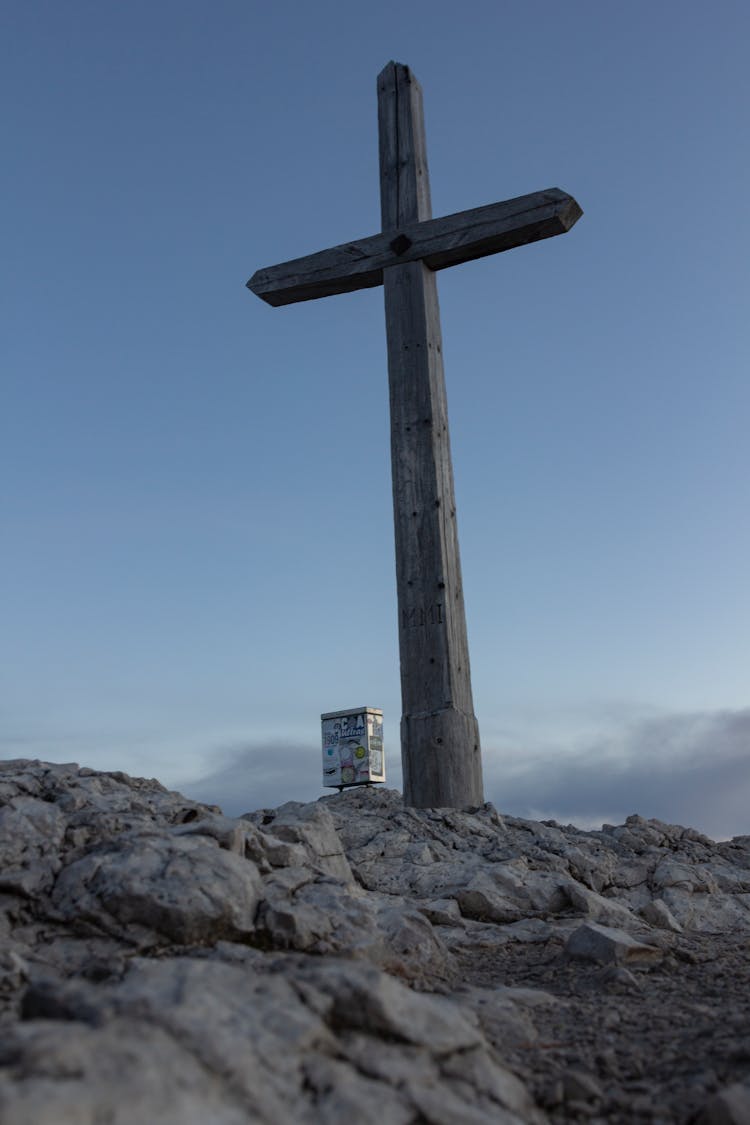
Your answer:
541;1078;564;1107
453;873;524;924
596;965;643;992
695;1083;750;1125
594;1047;618;1074
641;898;684;932
563;1069;604;1102
651;858;696;892
564;921;662;965
417;897;464;926
565;882;641;928
457;987;537;1048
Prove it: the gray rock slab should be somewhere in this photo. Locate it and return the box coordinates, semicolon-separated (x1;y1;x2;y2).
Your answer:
564;881;643;929
641;897;684;932
456;987;540;1048
696;1083;750;1125
245;799;354;883
51;833;263;944
5;760;750;1123
0;798;66;896
417;896;465;926
300;1054;414;1124
454;872;527;924
0;1018;255;1125
564;921;662;965
293;958;481;1053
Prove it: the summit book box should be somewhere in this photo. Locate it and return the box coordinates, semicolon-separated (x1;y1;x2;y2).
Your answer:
321;707;385;790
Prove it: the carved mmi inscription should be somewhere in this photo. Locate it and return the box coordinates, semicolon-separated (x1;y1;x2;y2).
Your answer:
402;604;443;629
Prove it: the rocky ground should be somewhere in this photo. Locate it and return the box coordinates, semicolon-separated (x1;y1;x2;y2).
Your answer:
0;760;749;1123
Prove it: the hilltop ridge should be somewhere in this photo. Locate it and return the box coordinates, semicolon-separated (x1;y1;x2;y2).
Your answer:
1;759;749;1123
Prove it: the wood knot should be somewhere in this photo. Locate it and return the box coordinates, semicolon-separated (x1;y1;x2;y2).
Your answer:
389;233;412;256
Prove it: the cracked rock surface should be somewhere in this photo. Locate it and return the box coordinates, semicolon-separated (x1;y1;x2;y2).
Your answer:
1;760;749;1123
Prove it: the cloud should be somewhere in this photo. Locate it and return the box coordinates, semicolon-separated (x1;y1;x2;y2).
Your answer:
176;740;351;817
485;708;750;841
179;708;750;842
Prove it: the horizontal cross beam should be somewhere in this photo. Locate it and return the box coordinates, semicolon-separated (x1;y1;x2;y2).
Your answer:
248;187;582;307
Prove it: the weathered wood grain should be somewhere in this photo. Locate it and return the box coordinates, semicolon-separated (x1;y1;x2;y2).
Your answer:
248;188;582;307
380;62;484;808
378;60;431;228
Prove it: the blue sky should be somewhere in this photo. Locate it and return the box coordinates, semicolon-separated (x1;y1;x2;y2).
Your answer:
3;1;749;837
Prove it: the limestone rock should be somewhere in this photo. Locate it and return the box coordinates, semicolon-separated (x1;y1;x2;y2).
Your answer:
417;896;465;926
696;1083;750;1125
641;897;684;932
4;953;541;1124
244;799;354;883
2;758;750;1123
456;986;541;1048
563;881;643;928
0;797;66;896
561;1069;604;1103
564;921;662;965
51;832;263;945
0;1018;254;1125
292;958;481;1052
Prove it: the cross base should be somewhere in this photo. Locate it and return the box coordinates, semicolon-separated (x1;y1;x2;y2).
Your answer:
401;706;483;808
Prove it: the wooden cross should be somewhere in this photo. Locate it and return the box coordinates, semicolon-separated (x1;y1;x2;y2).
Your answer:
248;62;582;809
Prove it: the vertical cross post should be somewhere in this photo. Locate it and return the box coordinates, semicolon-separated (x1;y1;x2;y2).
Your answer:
248;62;582;809
378;63;483;807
